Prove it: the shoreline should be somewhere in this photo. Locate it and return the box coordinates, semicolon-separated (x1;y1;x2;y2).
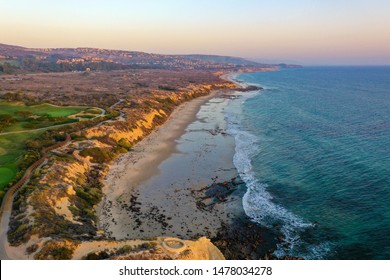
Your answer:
99;89;227;202
1;71;280;260
98;72;279;259
98;83;243;239
100;71;248;201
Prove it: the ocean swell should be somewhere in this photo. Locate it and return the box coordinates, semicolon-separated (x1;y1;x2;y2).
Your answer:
225;90;329;259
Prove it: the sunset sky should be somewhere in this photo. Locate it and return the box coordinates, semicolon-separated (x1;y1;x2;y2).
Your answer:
1;0;390;65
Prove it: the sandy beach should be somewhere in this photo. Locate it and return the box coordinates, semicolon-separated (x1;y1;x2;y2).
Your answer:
98;75;278;259
98;86;246;240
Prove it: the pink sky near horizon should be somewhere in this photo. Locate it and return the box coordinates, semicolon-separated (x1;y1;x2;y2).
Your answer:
1;0;390;65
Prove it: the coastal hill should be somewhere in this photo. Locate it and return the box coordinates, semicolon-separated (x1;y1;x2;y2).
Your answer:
0;43;262;72
0;43;298;74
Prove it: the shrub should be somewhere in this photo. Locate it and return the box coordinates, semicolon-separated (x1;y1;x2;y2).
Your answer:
55;154;75;163
84;251;110;260
85;108;102;115
140;242;158;250
7;221;32;245
79;147;114;163
50;247;73;260
158;85;177;91
35;245;74;260
75;188;102;206
15;110;33;118
118;138;132;151
26;244;39;254
70;133;87;141
117;245;133;255
68;206;80;216
152;114;165;125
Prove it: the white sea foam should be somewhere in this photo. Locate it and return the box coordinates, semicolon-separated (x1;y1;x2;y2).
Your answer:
225;89;331;259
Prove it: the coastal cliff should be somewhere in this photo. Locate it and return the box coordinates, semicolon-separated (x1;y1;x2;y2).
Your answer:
74;237;224;260
4;76;236;260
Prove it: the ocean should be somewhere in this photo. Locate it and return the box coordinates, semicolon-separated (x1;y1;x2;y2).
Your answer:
226;67;390;259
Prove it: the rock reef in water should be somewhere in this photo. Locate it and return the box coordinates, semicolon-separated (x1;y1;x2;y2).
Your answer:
235;85;263;92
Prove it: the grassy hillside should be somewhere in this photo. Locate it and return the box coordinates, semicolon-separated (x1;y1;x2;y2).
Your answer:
0;101;95;132
0;132;40;189
0;101;95;190
0;102;83;117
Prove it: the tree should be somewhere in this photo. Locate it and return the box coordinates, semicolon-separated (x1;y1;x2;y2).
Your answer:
0;114;16;125
0;114;16;132
1;62;18;74
2;91;24;101
21;56;38;72
15;110;33;118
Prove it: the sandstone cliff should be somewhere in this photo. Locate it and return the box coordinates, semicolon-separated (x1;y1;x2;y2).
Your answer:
6;77;236;260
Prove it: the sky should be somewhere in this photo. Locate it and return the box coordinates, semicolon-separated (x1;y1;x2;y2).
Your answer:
1;0;390;65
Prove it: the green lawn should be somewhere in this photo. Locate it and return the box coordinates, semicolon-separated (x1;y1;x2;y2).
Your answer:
0;101;103;189
0;166;17;187
0;132;40;189
0;101;85;118
0;101;100;132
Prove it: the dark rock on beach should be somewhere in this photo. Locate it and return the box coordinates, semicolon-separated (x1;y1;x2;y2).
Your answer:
235;85;263;92
212;217;278;260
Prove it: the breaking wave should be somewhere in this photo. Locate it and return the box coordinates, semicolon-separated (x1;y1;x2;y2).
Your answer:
225;90;330;259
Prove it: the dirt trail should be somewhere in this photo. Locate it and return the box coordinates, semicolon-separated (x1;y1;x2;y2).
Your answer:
0;134;71;260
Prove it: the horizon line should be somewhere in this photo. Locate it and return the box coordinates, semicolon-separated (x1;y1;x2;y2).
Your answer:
1;41;390;68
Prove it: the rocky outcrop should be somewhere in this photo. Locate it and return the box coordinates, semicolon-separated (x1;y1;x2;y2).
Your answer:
73;236;224;260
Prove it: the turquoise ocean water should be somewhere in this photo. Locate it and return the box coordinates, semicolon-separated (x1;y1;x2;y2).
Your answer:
226;67;390;259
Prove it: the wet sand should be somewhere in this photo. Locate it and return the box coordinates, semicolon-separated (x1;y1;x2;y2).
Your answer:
98;88;246;240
